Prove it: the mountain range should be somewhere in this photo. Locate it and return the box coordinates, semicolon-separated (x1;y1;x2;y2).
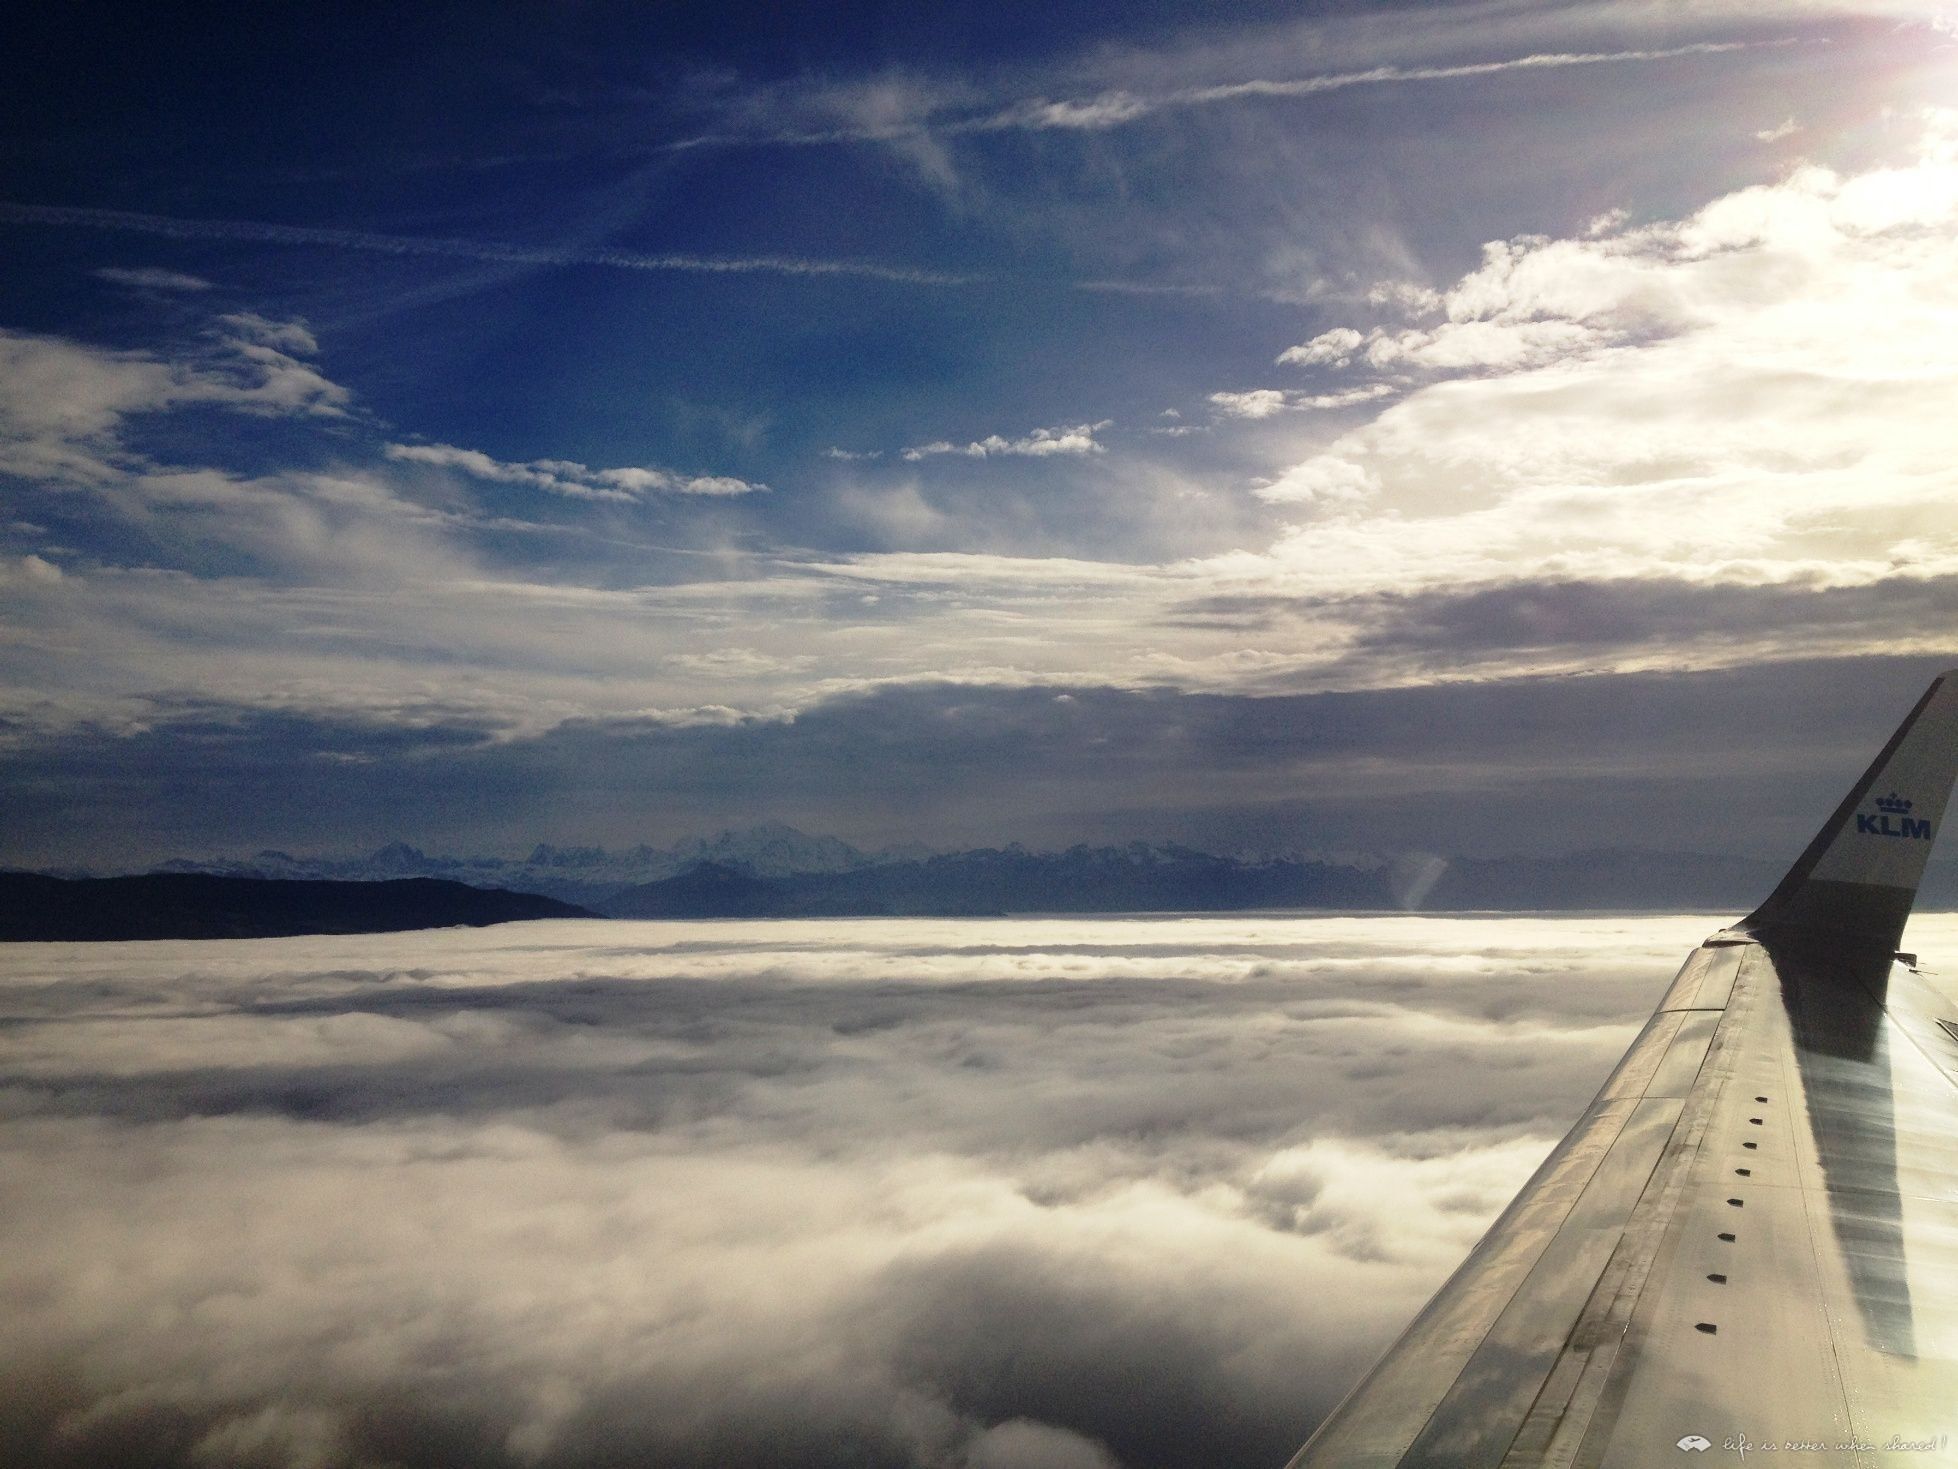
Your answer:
52;824;1957;918
134;823;923;910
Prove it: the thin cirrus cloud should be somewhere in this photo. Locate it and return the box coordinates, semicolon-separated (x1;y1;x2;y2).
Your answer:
0;201;983;288
1;911;1802;1469
93;265;214;292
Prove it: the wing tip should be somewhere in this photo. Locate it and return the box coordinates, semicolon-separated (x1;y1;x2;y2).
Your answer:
1743;671;1958;952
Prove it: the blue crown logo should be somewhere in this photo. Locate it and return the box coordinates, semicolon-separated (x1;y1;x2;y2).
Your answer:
1875;792;1913;815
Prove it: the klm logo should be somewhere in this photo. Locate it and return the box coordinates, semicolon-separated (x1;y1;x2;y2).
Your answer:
1857;792;1932;841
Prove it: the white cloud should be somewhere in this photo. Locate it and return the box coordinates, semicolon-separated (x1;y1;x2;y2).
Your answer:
669;473;760;497
1756;117;1799;142
1299;116;1958;400
218;312;320;356
1360;317;1601;371
1221;112;1958;625
1300;384;1395;409
0;911;1789;1468
1363;281;1443;316
1277;327;1364;367
1209;384;1393;419
0;317;348;488
901;421;1111;460
1255;455;1378;505
12;553;63;584
206;313;349;418
384;442;764;499
1207;389;1288;420
0;328;181;450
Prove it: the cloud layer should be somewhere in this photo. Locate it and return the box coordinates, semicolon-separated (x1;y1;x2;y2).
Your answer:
16;910;1904;1469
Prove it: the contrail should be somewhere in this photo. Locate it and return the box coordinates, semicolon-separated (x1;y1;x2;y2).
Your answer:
669;39;1780;149
1001;41;1777;130
0;202;982;287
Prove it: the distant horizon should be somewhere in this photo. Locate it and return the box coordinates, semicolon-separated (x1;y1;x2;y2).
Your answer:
20;822;1916;873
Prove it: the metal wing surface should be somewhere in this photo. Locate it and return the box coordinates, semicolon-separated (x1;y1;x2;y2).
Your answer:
1288;671;1958;1468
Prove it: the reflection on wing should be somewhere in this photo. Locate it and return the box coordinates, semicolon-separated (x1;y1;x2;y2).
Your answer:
1288;671;1958;1468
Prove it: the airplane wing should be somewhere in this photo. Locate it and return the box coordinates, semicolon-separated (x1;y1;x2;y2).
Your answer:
1287;671;1958;1468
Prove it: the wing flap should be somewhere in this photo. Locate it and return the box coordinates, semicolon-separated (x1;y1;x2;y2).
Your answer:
1289;940;1751;1469
1286;1094;1648;1469
1394;1095;1684;1468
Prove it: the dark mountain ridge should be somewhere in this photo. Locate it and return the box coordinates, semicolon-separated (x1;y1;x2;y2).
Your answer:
0;873;592;942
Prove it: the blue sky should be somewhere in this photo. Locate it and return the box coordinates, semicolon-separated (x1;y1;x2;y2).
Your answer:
3;1;1956;865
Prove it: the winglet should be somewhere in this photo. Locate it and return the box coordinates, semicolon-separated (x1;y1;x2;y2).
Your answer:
1743;670;1958;953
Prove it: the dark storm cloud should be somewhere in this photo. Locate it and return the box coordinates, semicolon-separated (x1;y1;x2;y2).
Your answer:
6;654;1953;867
1369;575;1958;656
3;913;1763;1469
1182;574;1958;660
